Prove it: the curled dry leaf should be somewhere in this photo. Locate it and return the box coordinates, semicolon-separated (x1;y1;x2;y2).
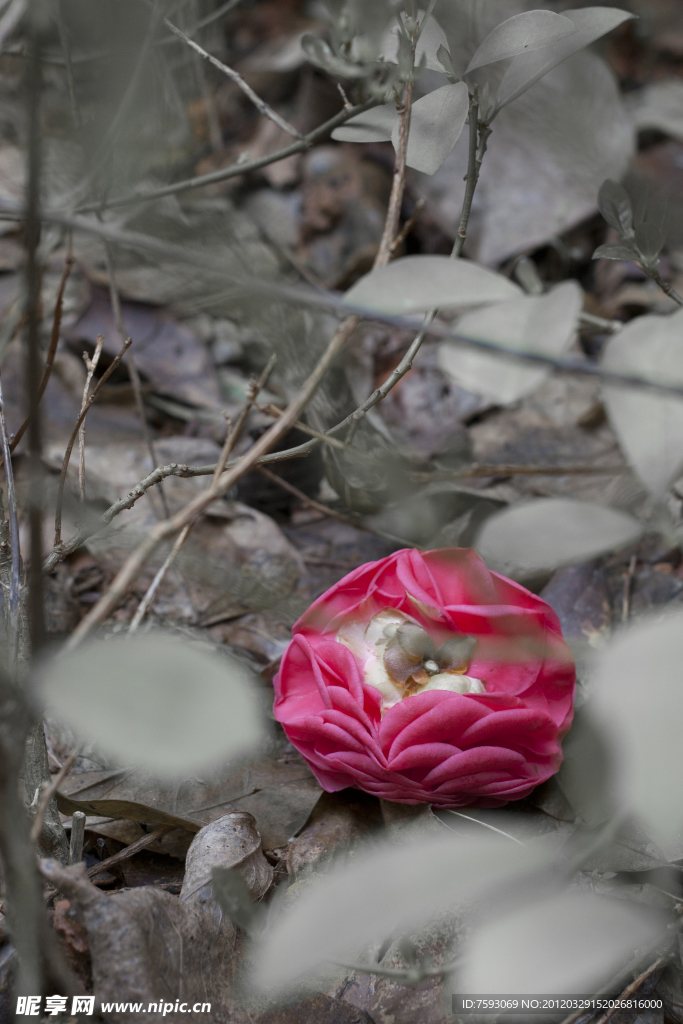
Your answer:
180;812;273;922
40;859;249;1024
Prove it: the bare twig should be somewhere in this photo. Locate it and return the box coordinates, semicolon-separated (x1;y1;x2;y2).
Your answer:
647;266;683;307
593;955;667;1024
65;317;358;649
53;336;132;547
257;402;375;463
29;752;76;845
375;81;414;268
389;197;425;256
256;466;408;547
55;0;80;128
127;522;193;634
76;98;380;212
622;553;637;622
102;239;171;519
87;823;175;878
0;374;20;670
3;245;74;467
77;333;103;502
158;0;244;42
68;810;85;866
162;15;301;138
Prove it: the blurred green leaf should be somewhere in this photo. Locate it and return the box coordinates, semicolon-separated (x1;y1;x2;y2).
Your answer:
344;255;522;316
593;242;639;262
37;633;266;778
331;103;398;143
601;308;683;495
475;498;643;576
437;281;582;404
212;867;264;936
598;179;634;237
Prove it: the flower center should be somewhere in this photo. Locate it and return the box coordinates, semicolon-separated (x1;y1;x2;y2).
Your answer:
337;609;485;712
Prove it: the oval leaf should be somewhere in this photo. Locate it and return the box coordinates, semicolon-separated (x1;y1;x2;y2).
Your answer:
252;833;546;993
465;11;576;75
331;103;398;144
592;610;683;851
598;178;634;237
381;12;450;74
36;634;265;777
476;498;643;575
392;82;469;176
438;281;582;404
601;307;683;495
343;255;522;316
496;8;634;112
457;889;668;995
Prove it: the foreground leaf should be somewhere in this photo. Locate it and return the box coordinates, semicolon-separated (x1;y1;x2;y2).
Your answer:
344;255;521;316
592;610;683;850
437;281;582;403
37;634;266;778
601;307;683;495
455;889;668;996
465;10;576;76
252;834;547;993
475;499;643;576
495;7;634;112
393;82;469;175
331;103;398;144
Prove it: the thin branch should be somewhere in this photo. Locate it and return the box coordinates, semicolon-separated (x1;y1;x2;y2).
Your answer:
453;92;481;259
0;374;20;670
2;246;74;467
257;465;410;547
162;15;301;139
87;823;175;878
128;355;277;633
53;337;132;547
75;98;380;212
647;266;683;307
64;316;359;650
77;334;103;502
375;77;414;268
257;402;375;463
158;0;244;42
593;955;668;1024
29;752;76;845
102;239;171;519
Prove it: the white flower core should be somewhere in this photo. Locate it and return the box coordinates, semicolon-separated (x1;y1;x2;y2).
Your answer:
337;609;485;713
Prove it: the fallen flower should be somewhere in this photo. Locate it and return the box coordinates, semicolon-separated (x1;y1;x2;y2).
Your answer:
274;548;574;807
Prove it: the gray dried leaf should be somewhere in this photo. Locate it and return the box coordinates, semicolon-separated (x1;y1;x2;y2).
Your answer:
601;307;683;495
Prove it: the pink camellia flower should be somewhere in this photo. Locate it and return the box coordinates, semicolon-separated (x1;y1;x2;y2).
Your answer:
273;548;575;807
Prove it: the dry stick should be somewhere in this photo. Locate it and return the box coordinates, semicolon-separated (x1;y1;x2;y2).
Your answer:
87;823;174;879
257;402;375;463
257;466;409;547
375;79;414;269
622;553;637;622
65;318;357;650
128;355;278;633
2;244;74;464
593;955;668;1024
53;337;132;547
29;752;76;845
76;97;380;213
68;810;85;866
77;333;103;501
0;374;20;670
158;0;244;42
162;15;300;138
102;239;171;519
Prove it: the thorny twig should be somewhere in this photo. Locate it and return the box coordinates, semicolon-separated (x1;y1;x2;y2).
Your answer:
53;336;132;547
77;333;103;502
162;15;301;139
29;752;76;845
128;355;277;633
65;317;358;649
0;374;20;670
